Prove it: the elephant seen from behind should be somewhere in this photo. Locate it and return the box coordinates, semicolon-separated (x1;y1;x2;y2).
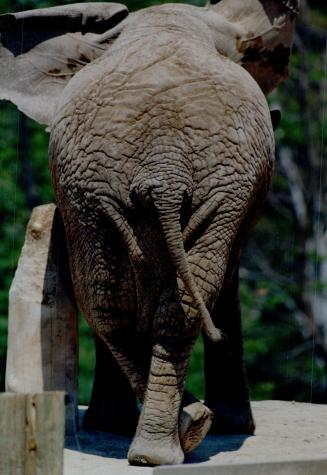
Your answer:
0;0;298;466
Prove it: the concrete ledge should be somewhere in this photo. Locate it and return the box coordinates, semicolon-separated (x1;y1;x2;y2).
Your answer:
154;459;327;475
64;401;327;475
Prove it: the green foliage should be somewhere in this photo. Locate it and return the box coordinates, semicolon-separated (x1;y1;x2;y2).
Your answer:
0;104;26;390
240;279;323;401
186;337;205;400
79;316;96;405
28;122;54;204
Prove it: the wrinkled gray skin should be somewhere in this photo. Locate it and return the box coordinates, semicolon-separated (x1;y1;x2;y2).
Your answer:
0;0;298;466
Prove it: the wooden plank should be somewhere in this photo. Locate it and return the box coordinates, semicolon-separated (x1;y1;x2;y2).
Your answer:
0;392;65;475
0;393;26;475
6;204;78;435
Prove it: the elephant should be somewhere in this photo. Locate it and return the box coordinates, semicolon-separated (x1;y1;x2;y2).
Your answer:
0;0;298;466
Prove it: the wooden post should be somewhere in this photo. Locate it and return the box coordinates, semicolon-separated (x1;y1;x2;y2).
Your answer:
6;204;79;435
0;392;65;475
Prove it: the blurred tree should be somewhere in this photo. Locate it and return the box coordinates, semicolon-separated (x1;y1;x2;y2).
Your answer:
241;0;327;402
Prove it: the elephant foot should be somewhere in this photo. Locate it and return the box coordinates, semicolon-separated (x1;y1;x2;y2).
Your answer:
83;405;139;436
128;436;184;466
205;400;255;435
179;401;213;453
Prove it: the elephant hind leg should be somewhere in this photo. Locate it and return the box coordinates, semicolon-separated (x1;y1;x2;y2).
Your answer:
183;206;256;435
84;331;211;457
128;285;213;466
83;335;139;436
203;264;255;435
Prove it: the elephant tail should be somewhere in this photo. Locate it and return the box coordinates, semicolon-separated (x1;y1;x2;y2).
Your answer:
131;177;221;341
156;207;221;342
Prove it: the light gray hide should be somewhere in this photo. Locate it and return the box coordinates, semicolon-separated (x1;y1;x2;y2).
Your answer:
0;0;298;467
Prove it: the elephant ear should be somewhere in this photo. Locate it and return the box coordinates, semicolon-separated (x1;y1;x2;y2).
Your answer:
0;3;128;125
203;0;299;95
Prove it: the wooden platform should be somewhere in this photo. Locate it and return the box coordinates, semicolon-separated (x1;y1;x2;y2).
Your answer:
64;401;327;474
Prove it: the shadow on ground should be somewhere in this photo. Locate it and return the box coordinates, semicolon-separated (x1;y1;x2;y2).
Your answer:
65;408;250;463
185;434;251;464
